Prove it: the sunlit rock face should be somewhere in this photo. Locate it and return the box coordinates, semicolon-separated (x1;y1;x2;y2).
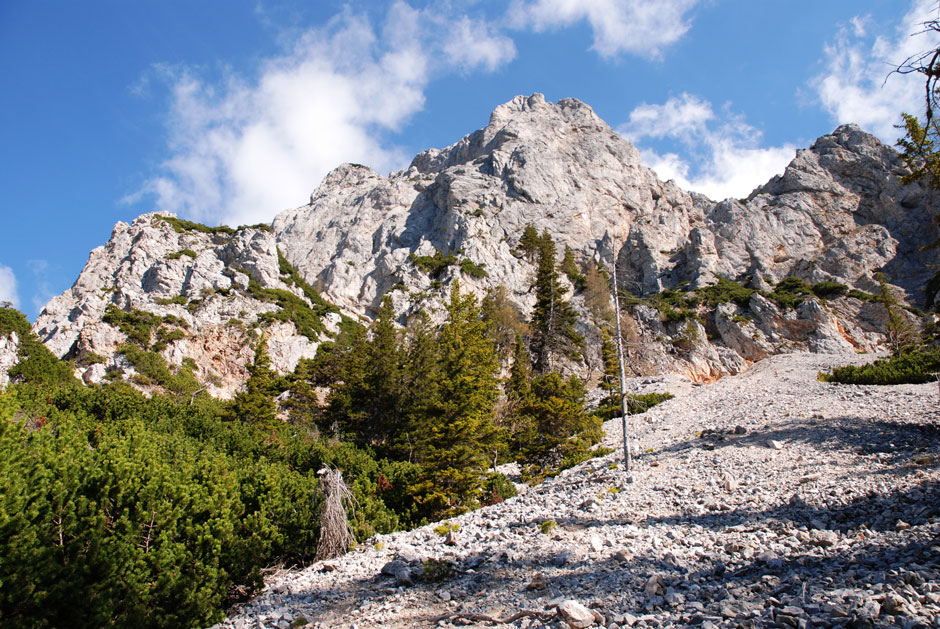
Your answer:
32;214;335;398
33;94;939;390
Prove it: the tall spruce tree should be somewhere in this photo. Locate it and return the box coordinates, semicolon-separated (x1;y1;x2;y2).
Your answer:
363;296;404;447
530;230;584;372
396;311;440;463
230;336;277;425
410;282;500;517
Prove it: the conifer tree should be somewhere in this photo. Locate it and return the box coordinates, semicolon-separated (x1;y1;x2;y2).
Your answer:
506;333;532;404
481;285;528;361
516;372;601;480
410;282;500;516
530;230;584;372
362;296;404;447
560;245;585;289
231;336;277;425
503;332;534;457
518;223;542;262
396;311;440;463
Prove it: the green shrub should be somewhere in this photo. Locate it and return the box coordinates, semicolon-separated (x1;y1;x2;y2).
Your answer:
768;276;813;308
595;391;674;420
848;288;879;302
102;305;164;348
459;258;488;279
409;249;456;279
820;348;940;385
155;215;236;236
810;281;848;299
419;558;454;583
481;472;518;505
155;296;187;306
627;392;675;414
116;344;201;397
165;249;197;260
0;308;77;388
433;521;460;536
699;277;755;307
540;519;557;534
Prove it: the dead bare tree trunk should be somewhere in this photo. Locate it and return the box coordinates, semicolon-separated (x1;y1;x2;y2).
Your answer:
610;247;632;472
315;466;357;561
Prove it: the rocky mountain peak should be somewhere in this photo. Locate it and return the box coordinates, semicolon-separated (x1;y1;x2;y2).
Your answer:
409;92;641;177
22;94;940;396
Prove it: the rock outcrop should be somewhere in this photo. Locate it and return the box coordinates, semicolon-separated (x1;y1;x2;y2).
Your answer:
0;329;19;390
31;94;940;394
33;214;341;398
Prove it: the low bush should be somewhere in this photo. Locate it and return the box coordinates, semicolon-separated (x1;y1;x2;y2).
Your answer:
820;348;940;385
459;258;488;279
409;249;455;279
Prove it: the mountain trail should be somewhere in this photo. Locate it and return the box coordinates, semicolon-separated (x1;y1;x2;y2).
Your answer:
219;353;940;628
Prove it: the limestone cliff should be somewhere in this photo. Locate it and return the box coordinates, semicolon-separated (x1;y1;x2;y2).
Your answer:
32;214;341;398
28;94;940;394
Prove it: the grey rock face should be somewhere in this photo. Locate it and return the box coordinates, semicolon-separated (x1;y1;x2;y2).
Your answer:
0;329;19;390
272;93;937;377
32;213;329;398
31;94;940;393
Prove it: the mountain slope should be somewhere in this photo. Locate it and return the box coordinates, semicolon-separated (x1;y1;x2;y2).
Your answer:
219;353;940;628
25;93;940;394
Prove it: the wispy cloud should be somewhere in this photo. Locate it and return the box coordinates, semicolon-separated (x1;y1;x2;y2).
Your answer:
811;0;940;142
508;0;699;59
27;259;54;315
132;2;516;227
620;93;796;201
441;15;516;72
0;266;19;309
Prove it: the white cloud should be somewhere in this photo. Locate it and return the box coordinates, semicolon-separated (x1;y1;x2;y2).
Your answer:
0;266;19;309
442;16;517;72
508;0;699;59
812;0;940;142
620;94;796;201
135;2;515;227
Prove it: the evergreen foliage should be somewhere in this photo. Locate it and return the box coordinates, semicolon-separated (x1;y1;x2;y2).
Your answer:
459;259;488;279
512;372;602;483
0;379;409;627
102;304;164;348
155;215;236;236
409;249;456;279
409;283;501;517
230;337;278;425
560;245;585;289
165;249;197;260
0;307;76;389
529;230;584;372
878;273;920;358
820;348;940;385
518;223;542;262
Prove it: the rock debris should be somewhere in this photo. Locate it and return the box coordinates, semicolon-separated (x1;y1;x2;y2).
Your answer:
218;353;940;628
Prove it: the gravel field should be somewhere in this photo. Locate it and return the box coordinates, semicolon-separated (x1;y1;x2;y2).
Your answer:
218;353;940;629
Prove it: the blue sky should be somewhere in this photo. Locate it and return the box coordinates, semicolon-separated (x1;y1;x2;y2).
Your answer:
1;0;937;319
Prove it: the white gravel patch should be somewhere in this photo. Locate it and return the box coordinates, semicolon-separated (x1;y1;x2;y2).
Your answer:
217;353;940;629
